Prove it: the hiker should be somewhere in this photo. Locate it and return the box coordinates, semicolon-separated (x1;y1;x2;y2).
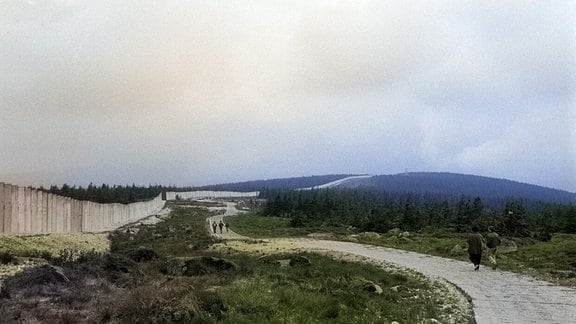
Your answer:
218;220;224;233
486;226;502;269
225;222;230;232
467;225;486;271
212;221;217;234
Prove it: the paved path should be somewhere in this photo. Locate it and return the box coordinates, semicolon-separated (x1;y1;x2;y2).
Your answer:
292;240;576;324
207;201;576;324
206;202;250;239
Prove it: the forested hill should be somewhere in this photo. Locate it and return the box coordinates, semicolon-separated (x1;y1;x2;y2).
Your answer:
196;174;356;192
44;172;574;206
336;172;576;204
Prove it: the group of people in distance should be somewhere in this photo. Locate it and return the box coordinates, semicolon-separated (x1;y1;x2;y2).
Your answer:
211;219;229;234
468;226;502;270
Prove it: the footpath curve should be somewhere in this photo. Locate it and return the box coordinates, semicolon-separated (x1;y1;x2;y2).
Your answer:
207;201;576;324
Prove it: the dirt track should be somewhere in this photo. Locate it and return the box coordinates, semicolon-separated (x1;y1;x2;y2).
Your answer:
208;202;576;324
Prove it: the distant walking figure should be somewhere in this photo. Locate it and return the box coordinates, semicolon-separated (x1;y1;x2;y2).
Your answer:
218;220;224;234
486;226;502;269
468;226;486;271
212;221;217;234
225;222;230;232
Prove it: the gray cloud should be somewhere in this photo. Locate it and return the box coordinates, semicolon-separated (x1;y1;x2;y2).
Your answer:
1;1;575;192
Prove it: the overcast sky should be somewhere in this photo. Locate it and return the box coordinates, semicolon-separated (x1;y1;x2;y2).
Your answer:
1;1;575;192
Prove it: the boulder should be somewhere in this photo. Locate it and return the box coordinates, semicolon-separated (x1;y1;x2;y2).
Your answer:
289;255;311;267
165;257;240;276
273;259;292;267
200;256;240;271
499;239;518;253
362;280;383;294
345;234;359;242
359;232;381;240
307;232;335;239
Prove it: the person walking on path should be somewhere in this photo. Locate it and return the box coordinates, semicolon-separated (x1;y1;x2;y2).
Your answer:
468;225;485;271
486;226;502;269
212;221;217;234
225;222;230;232
218;220;224;233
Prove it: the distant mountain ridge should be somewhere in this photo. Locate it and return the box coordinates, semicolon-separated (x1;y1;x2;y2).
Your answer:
205;172;576;205
196;174;359;192
335;172;576;204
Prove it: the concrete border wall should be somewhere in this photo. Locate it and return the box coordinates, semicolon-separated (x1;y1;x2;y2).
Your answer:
0;182;165;234
165;191;259;201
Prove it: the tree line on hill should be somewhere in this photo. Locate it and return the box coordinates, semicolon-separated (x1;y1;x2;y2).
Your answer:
43;175;354;205
260;188;576;239
45;183;191;204
196;174;355;192
343;173;576;205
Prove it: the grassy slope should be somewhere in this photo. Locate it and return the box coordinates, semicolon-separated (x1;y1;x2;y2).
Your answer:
227;213;576;287
0;201;473;323
0;233;109;284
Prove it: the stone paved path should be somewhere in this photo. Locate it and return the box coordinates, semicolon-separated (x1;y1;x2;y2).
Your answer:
292;240;576;324
208;201;576;324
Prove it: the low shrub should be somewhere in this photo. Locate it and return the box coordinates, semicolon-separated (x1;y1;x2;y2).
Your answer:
102;253;138;274
129;246;159;262
2;265;69;293
17;248;53;260
197;290;228;319
0;250;14;264
102;278;203;323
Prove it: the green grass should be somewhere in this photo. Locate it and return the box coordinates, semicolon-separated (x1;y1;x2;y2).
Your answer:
0;232;110;285
227;215;310;237
354;231;576;286
216;252;468;323
229;213;576;287
227;214;352;238
109;204;219;258
498;234;576;285
0;233;109;259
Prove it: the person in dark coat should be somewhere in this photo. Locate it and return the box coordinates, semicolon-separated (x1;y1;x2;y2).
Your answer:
212;221;217;234
468;226;486;271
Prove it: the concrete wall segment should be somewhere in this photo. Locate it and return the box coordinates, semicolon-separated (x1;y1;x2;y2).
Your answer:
0;183;4;233
0;183;165;234
32;190;40;233
5;185;13;233
41;191;48;233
